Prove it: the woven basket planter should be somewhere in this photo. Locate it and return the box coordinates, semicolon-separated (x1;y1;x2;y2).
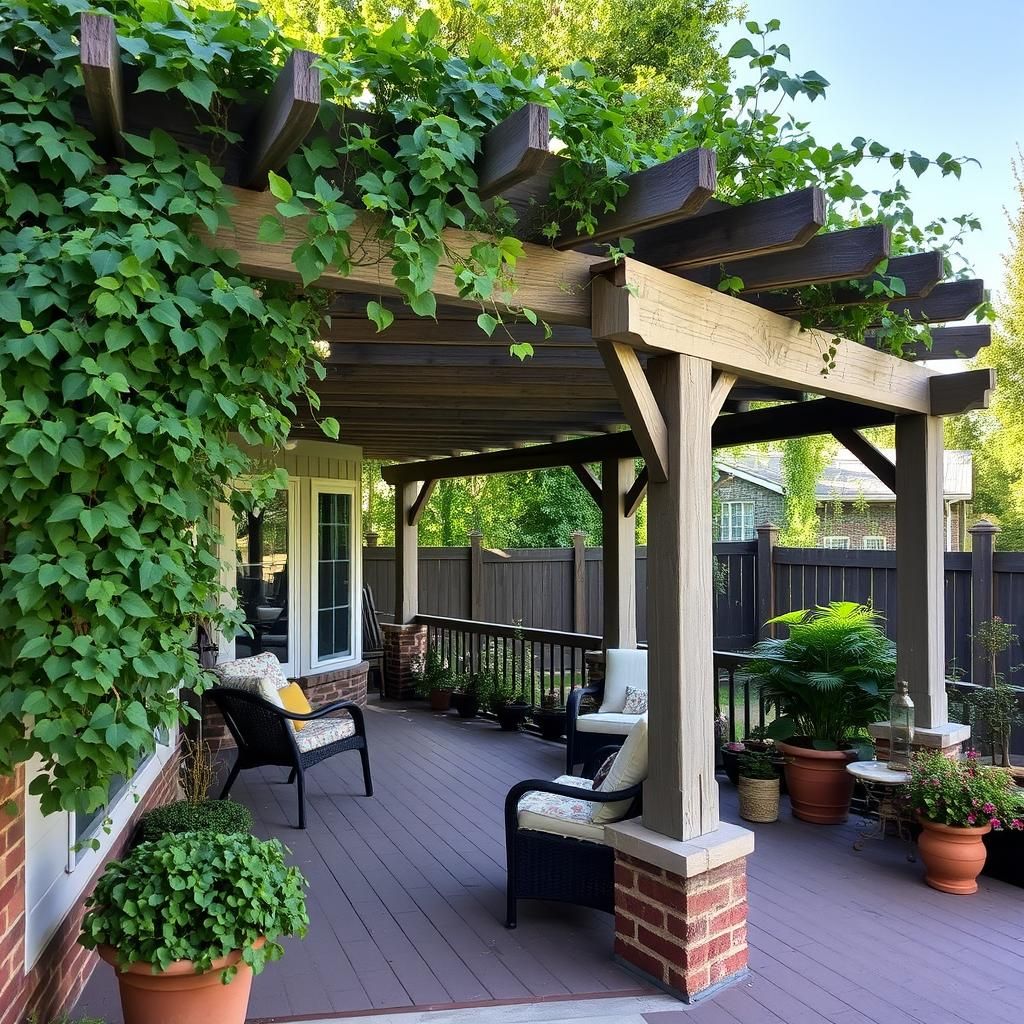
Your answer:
738;775;780;823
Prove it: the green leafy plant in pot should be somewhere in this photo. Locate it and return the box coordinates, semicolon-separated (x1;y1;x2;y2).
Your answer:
413;646;457;712
480;664;530;730
80;831;308;1024
533;688;567;740
737;751;780;823
748;602;895;824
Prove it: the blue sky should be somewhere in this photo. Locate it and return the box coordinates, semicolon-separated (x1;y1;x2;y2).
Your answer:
727;1;1023;303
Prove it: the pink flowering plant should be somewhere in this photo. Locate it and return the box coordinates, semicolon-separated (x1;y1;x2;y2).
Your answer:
909;750;1024;831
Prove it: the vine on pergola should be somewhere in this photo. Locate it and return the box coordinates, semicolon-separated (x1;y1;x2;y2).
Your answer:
0;0;988;815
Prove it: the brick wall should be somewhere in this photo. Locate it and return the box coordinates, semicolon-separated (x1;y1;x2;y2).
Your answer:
818;500;896;549
203;661;369;754
382;623;426;700
613;852;748;1001
713;477;784;539
0;749;181;1024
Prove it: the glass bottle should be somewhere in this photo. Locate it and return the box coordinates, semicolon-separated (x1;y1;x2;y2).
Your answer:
888;680;915;771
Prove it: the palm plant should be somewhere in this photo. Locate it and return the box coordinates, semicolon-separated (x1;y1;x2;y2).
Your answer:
748;602;896;750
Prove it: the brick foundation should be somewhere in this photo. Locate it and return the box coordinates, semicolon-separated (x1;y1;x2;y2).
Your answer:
382;623;427;700
613;852;749;1002
869;722;970;765
0;749;181;1024
202;660;369;754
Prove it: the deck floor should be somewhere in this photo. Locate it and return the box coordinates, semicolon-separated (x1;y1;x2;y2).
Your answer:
76;700;1024;1023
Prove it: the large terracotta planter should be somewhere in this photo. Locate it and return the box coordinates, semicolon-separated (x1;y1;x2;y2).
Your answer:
429;687;452;712
917;818;991;895
99;941;259;1024
776;740;857;824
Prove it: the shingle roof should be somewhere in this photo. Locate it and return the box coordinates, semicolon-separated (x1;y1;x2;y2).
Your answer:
717;448;973;501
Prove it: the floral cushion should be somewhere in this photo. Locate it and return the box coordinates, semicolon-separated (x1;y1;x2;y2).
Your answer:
213;652;289;691
622;685;648;715
294;715;356;753
218;674;285;710
517;775;605;842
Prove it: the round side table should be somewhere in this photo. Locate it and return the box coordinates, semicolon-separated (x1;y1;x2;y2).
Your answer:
846;760;915;859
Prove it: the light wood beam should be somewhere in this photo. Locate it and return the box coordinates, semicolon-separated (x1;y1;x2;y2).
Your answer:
407;479;437;525
601;457;638;650
645;354;718;840
597;340;669;482
592;263;937;414
571;464;603;506
709;371;738;419
832;428;897;492
80;13;125;158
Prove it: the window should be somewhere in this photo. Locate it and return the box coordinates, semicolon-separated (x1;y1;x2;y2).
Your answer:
863;536;887;550
314;486;354;663
719;501;755;541
823;536;850;550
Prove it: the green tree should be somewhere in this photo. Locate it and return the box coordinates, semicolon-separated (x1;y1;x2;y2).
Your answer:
779;436;833;546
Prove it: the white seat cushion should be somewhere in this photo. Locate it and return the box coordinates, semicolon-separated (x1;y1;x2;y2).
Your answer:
517;775;606;842
575;712;644;735
213;652;289;691
295;715;356;753
593;714;648;824
598;649;648;713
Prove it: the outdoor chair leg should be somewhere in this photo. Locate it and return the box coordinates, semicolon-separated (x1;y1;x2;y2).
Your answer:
296;768;306;829
287;767;297;785
359;745;373;797
220;760;241;799
505;890;517;929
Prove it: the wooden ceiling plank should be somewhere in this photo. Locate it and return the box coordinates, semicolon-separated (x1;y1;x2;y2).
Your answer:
831;427;897;492
241;50;321;189
325;320;595;345
555;148;716;249
477;103;551;199
678;224;891;292
629;187;825;270
80;13;125;158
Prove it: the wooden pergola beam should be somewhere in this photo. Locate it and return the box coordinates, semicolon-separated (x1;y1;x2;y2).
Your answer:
325;320;593;345
80;13;125;158
864;279;985;327
555;148;716;249
477;103;551;199
629;187;826;270
868;325;991;361
713;398;894;447
709;371;737;419
929;368;994;415
241;50;320;188
624;468;648;517
407;479;437;525
832;427;896;492
325;342;610;368
593;261;937;414
571;464;603;506
678;224;890;292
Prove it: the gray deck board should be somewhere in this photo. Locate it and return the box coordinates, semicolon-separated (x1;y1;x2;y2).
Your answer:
75;700;1024;1023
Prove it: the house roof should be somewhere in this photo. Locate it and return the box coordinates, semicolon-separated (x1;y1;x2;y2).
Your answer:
717;448;973;502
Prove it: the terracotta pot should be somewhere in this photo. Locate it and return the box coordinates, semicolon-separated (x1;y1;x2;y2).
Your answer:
429;688;452;712
98;940;263;1024
917;817;992;895
776;740;857;824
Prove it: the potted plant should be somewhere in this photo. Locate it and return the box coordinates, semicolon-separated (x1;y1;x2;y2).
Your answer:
483;667;530;730
532;688;566;740
738;751;780;823
983;785;1024;888
719;729;786;790
80;831;308;1024
413;647;455;712
139;798;253;843
909;749;1023;894
964;617;1023;774
450;671;481;718
749;602;896;824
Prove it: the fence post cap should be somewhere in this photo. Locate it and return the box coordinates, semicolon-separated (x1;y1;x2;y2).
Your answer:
571;530;587;539
968;519;1001;534
468;529;484;541
756;522;780;534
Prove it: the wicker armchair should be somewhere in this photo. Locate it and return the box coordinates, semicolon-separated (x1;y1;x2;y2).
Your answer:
504;745;642;928
210;687;372;829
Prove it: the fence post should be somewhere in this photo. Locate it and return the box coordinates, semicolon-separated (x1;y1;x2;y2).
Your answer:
755;523;779;639
969;518;1000;686
572;530;587;633
469;530;484;621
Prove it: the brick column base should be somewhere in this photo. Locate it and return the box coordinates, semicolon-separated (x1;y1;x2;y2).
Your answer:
607;821;754;1004
382;623;427;700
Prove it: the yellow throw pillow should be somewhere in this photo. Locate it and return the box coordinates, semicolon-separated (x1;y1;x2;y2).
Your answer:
278;681;312;732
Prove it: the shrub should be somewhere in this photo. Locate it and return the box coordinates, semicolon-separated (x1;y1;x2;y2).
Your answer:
140;798;253;842
909;750;1024;830
738;751;777;780
81;832;308;981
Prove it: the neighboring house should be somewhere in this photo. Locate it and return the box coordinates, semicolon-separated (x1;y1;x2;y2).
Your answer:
714;449;973;551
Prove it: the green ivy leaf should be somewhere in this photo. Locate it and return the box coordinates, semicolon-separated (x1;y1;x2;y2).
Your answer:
477;313;498;337
258;216;285;243
267;171;293;203
366;301;394;333
321;417;340;440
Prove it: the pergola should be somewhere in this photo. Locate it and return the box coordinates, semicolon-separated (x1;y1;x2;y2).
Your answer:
76;12;991;1001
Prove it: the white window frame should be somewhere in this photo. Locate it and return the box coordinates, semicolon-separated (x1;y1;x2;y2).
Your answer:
823;536;851;550
307;479;361;671
719;500;755;542
863;536;887;550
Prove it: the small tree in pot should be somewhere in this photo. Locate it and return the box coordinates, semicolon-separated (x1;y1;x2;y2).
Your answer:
749;602;895;824
533;688;567;740
738;751;780;823
81;832;308;1024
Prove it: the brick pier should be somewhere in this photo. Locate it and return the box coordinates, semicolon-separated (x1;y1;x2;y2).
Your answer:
382;622;427;700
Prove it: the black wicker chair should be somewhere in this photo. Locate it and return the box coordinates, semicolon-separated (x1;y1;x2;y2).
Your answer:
210;686;372;829
504;746;642;928
564;683;614;774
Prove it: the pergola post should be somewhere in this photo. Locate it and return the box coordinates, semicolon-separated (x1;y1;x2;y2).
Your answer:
601;456;637;649
382;480;426;699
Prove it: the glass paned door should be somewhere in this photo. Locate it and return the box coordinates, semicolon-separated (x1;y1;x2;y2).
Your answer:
317;491;352;660
235;489;291;666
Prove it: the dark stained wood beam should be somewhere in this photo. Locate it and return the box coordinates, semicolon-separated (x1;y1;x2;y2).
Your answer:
314;393;620;411
556;148;716;249
832;427;896;492
325;319;593;345
883;279;986;326
878;325;992;361
678;224;891;292
382;432;641;484
407;479;437;525
571;464;603;506
242;50;320;188
477;104;551;199
629;187;825;270
80;13;125;158
929;368;995;415
712;399;894;448
624;468;648;517
319;404;624;425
